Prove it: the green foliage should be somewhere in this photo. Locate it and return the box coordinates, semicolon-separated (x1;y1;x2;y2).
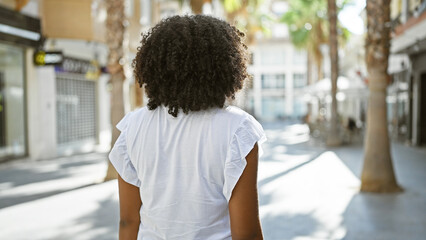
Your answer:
289;27;310;48
224;0;242;12
176;0;184;7
222;0;271;43
281;0;352;50
224;0;264;12
281;0;326;48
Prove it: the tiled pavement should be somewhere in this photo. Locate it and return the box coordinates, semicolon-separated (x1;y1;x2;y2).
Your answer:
0;122;425;240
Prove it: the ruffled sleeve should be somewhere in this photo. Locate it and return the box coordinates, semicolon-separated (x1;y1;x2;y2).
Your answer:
109;112;141;187
223;115;266;202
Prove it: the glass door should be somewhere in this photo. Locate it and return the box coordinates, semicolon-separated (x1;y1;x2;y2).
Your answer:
0;43;26;160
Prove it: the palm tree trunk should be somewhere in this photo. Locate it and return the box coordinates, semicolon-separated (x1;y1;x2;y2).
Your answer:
190;0;205;14
361;0;401;192
326;0;341;146
313;45;323;82
104;0;126;181
307;51;312;85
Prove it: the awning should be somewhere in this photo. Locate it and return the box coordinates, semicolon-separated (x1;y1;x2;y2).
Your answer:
0;6;41;48
304;76;367;97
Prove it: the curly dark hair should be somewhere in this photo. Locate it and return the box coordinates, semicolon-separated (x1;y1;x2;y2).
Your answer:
132;15;249;117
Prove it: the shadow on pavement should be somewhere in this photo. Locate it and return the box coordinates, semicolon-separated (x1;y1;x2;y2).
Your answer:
0;152;108;209
50;192;119;240
342;190;425;240
262;212;319;240
258;150;325;188
337;143;426;240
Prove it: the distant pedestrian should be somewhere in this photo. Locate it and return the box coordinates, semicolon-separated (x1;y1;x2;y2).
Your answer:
347;117;356;132
109;15;266;240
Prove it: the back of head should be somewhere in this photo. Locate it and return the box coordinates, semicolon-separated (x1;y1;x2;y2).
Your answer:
133;15;249;117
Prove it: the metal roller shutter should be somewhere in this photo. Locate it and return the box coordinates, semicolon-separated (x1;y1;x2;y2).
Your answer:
56;73;97;144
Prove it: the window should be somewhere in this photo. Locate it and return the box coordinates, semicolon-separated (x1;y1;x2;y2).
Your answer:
261;74;285;89
249;52;254;65
262;97;286;119
293;50;307;65
0;43;26;160
293;98;308;117
293;73;307;88
260;50;286;65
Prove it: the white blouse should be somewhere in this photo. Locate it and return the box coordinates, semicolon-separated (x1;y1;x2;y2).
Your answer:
109;105;266;240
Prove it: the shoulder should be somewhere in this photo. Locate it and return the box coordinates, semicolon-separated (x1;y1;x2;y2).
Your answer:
218;106;252;121
129;106;149;119
223;106;261;127
213;106;261;132
117;107;149;131
223;106;264;137
129;106;150;120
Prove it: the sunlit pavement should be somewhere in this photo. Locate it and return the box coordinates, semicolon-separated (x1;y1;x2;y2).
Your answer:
0;152;108;209
0;122;425;240
259;122;426;240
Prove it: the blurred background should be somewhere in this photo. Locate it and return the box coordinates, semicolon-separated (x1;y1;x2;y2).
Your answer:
0;0;425;239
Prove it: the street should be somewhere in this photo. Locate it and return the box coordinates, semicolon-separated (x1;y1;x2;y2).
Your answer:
0;122;425;240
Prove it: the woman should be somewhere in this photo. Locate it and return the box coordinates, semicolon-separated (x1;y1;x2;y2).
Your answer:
110;15;266;239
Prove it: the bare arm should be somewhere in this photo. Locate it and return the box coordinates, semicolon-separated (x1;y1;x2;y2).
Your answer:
118;175;142;240
229;143;263;240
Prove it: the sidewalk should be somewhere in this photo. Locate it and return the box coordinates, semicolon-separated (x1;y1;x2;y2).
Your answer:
0;122;425;240
259;122;426;240
0;152;108;209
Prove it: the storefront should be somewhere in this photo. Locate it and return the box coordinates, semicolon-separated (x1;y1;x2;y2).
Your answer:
390;0;426;146
0;43;26;160
388;69;412;143
54;57;99;155
305;76;367;126
0;6;41;161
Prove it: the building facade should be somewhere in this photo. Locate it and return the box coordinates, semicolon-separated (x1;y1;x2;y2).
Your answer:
0;1;111;161
247;39;308;121
0;5;41;161
389;0;426;146
245;0;308;121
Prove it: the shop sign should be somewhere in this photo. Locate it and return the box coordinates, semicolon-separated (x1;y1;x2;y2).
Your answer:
55;57;100;80
35;53;102;79
33;51;63;66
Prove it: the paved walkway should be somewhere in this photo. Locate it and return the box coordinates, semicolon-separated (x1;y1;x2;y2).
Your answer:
0;122;425;240
0;152;108;209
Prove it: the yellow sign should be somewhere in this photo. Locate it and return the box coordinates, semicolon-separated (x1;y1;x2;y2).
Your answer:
34;51;63;66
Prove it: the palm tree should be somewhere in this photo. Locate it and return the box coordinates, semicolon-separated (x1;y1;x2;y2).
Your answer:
326;0;340;146
282;0;350;145
281;0;329;82
361;0;401;192
223;0;271;45
282;0;351;82
104;0;126;181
